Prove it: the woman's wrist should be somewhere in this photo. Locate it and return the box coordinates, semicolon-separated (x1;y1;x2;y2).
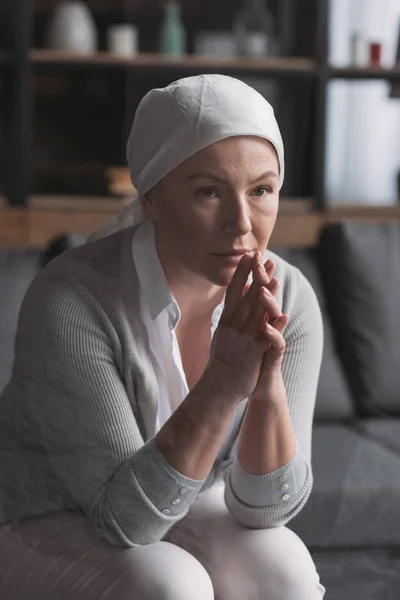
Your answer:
199;361;246;406
248;366;286;406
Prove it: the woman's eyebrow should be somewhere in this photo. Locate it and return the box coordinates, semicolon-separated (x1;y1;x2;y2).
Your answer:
249;170;279;184
185;170;279;185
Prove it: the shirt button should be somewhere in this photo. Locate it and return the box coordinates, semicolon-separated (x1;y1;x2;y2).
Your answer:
180;487;188;495
281;493;290;501
280;483;289;491
172;498;181;505
279;474;288;482
162;508;171;515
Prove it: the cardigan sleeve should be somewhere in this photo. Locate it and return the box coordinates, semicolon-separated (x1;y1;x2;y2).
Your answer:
11;271;206;548
222;266;324;528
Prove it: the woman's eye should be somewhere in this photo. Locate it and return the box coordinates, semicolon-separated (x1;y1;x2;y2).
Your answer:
197;187;218;198
252;186;271;197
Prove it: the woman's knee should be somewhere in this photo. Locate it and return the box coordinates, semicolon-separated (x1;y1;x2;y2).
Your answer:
0;516;214;600
115;541;215;600
215;526;325;600
248;526;325;600
257;527;324;599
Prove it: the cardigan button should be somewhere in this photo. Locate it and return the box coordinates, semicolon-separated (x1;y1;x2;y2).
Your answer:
162;508;171;515
279;474;288;482
281;494;290;501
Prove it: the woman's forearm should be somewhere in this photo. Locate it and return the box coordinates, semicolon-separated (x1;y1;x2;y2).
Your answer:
155;378;238;481
237;370;297;475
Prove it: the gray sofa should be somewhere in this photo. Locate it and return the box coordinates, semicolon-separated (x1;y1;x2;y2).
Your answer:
1;222;399;599
275;222;400;599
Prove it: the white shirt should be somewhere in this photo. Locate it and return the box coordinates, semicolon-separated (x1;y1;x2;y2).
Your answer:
132;220;224;432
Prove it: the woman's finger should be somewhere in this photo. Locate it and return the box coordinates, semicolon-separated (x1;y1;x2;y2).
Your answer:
268;276;279;297
236;254;270;329
263;321;286;354
220;253;253;325
241;283;251;298
264;258;275;280
248;254;271;299
241;253;272;308
269;314;289;334
259;286;282;321
260;259;279;297
253;253;271;289
244;290;266;336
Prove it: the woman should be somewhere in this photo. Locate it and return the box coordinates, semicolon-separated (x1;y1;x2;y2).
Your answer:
0;74;325;599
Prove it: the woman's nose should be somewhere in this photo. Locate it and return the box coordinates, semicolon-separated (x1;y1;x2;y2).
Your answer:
221;197;252;236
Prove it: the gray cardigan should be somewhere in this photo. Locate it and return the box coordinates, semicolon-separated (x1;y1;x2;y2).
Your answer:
0;225;323;547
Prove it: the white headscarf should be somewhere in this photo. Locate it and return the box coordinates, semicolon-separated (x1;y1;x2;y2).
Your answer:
90;74;284;241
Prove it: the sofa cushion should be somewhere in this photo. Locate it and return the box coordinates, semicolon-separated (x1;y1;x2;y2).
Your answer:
288;424;400;547
272;247;354;421
41;233;88;267
0;249;40;392
318;221;400;417
312;549;400;600
355;418;400;454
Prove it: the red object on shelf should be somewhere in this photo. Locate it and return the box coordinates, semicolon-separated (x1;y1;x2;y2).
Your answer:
369;42;382;66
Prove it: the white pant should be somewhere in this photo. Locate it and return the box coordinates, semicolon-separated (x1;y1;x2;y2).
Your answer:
0;480;325;600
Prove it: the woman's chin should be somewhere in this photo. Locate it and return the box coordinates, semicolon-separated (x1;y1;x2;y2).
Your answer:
204;264;237;287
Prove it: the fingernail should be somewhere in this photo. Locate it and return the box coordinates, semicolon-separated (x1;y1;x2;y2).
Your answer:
273;315;287;325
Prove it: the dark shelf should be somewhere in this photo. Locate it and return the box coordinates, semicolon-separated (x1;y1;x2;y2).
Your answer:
330;65;400;80
30;50;317;78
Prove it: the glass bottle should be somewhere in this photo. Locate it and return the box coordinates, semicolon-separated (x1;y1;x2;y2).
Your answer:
160;1;186;57
233;0;275;57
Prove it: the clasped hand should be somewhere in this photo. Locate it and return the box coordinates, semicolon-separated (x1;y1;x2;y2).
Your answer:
205;252;288;405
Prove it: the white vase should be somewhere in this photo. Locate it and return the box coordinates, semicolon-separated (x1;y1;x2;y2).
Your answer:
46;1;98;53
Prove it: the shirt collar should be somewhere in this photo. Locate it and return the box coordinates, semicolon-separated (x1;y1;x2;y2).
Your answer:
132;220;180;327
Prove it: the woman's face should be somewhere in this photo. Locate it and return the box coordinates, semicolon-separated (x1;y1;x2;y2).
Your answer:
143;135;280;288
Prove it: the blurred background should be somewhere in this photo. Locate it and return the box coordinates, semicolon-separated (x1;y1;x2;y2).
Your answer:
1;2;400;599
0;0;399;246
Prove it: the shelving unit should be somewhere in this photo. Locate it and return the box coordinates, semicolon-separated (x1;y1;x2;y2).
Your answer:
331;66;400;80
1;0;32;210
30;49;317;76
28;194;129;211
1;0;400;226
2;0;330;212
28;49;400;80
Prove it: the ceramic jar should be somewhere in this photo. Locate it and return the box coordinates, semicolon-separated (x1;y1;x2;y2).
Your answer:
46;2;98;53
